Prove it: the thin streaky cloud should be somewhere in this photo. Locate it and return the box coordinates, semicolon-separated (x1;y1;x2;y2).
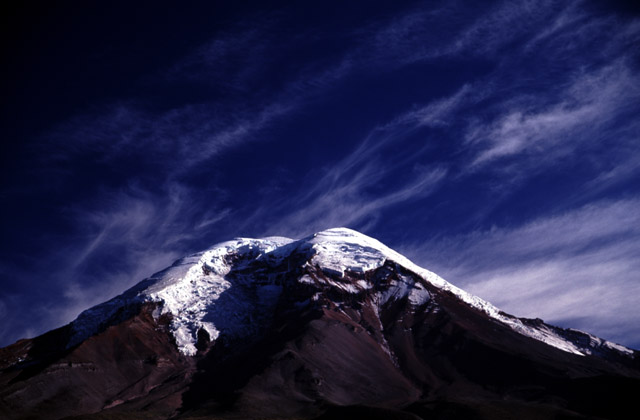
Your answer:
402;198;640;346
266;166;448;239
241;117;450;238
466;61;640;168
31;183;233;328
370;0;565;63
382;84;477;130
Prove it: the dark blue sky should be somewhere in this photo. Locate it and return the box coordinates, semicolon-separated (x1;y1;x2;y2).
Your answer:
1;0;639;349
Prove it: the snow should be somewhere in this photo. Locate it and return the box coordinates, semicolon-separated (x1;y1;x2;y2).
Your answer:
144;237;292;355
565;328;635;356
300;228;614;356
605;341;634;355
408;281;430;306
307;228;390;276
69;227;634;358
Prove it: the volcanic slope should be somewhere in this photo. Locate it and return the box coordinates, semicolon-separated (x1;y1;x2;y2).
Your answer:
1;228;639;419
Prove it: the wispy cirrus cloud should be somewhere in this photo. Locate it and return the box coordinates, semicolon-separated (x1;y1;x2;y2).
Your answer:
401;198;640;347
42;97;295;177
466;61;640;169
239;0;640;241
359;2;640;201
165;25;271;92
0;182;233;342
259;164;448;238
234;100;452;238
365;0;571;65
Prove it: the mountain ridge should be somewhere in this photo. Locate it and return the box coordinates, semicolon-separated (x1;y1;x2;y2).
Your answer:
70;227;635;358
1;227;638;419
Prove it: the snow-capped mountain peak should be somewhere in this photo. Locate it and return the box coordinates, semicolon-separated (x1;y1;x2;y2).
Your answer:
4;228;639;420
69;227;634;358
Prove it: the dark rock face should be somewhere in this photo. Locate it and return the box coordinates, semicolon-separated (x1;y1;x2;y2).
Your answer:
0;303;194;419
1;245;639;419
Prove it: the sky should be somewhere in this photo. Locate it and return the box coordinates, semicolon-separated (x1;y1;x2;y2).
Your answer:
1;0;639;350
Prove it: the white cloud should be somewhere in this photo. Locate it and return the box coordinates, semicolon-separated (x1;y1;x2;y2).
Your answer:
466;61;640;168
384;84;477;129
368;0;569;64
13;183;234;336
403;198;640;347
253;163;448;240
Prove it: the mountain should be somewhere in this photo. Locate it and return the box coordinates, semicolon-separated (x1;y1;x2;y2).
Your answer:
1;227;639;419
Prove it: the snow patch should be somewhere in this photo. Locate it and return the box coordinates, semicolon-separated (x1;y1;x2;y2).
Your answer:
304;228;588;355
